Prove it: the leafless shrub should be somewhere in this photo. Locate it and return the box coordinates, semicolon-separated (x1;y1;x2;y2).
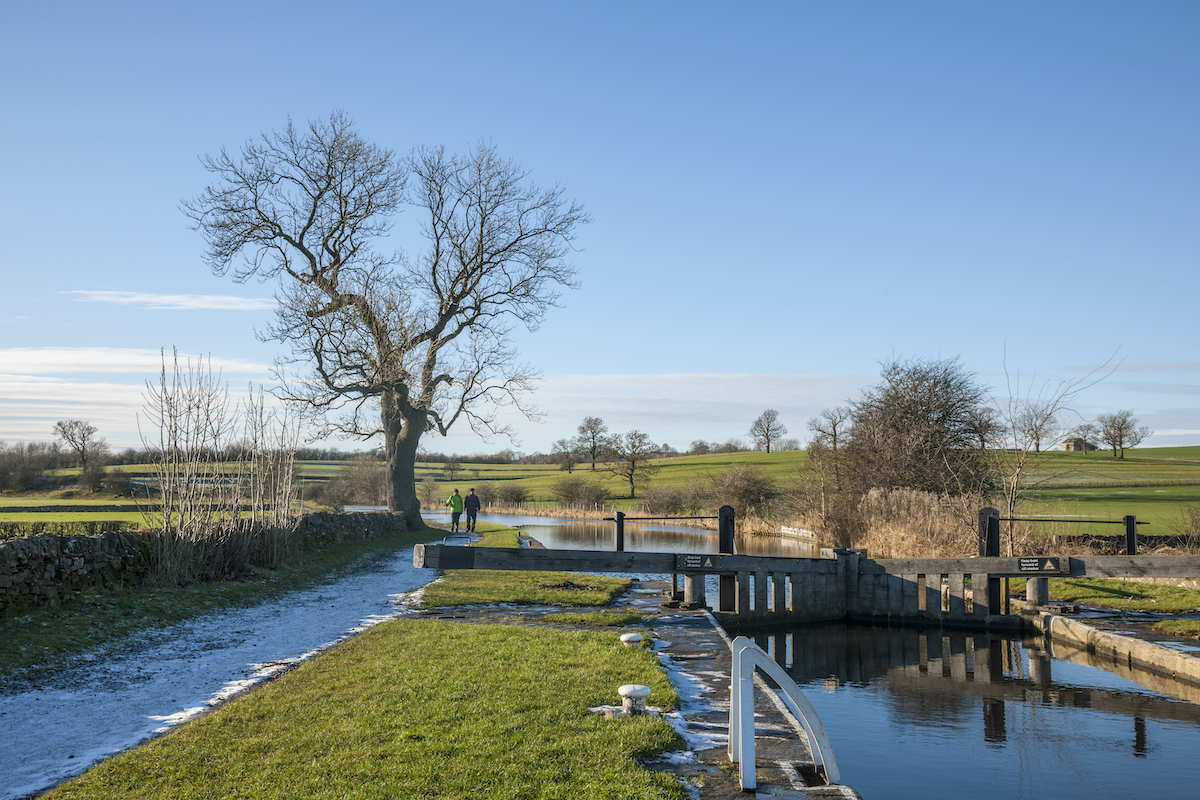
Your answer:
140;350;302;586
495;483;528;505
418;476;440;508
711;464;777;519
474;481;497;507
642;481;710;516
0;441;64;492
551;475;610;505
321;455;386;510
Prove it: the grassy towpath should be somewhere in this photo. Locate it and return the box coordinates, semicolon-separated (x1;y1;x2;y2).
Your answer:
40;522;690;799
43;621;685;800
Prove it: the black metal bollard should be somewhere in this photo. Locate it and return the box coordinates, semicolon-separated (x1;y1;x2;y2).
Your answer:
1125;515;1137;556
614;511;625;552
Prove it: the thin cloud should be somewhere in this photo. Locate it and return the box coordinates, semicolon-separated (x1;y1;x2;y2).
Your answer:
1069;361;1200;373
63;291;274;311
0;348;270;375
1112;381;1200;396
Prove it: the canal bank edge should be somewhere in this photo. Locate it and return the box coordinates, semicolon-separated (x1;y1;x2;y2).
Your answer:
1022;609;1200;689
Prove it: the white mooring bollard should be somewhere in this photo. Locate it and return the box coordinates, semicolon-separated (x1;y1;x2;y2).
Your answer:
619;633;643;646
617;684;651;715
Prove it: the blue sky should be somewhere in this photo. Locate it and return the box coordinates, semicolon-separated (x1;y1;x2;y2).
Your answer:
1;1;1197;455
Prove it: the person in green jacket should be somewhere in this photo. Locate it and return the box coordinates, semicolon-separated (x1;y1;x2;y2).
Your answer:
446;489;464;533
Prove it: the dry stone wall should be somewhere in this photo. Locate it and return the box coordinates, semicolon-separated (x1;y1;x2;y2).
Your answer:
296;511;408;546
1;511;407;613
0;531;146;613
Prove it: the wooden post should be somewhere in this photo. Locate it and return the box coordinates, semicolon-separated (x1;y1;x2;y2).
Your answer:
719;505;737;612
1125;515;1138;556
614;511;625;552
979;508;1002;615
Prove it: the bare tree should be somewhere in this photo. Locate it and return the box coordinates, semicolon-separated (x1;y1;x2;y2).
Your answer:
551;438;578;472
748;409;787;453
1067;421;1100;454
443;456;462;481
608;430;660;499
1016;401;1060;453
1097;410;1152;458
844;356;991;496
807;406;850;493
574;416;611;471
989;354;1116;553
53;420;106;469
184;112;588;528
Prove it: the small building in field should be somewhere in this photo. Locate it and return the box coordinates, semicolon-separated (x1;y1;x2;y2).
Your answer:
1061;437;1098;452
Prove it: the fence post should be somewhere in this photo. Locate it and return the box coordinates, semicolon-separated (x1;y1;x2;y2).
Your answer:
1125;515;1137;556
718;505;736;613
614;511;625;552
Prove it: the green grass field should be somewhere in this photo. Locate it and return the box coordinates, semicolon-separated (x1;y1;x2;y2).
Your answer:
4;446;1198;528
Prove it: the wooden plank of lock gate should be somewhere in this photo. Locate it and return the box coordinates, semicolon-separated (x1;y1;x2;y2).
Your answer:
902;573;920;615
971;572;991;616
947;574;967;618
754;571;768;616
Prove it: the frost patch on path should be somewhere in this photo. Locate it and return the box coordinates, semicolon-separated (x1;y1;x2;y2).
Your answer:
0;544;436;800
653;638;729;753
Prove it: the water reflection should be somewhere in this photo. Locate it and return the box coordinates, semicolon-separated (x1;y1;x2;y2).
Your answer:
421;509;817;557
723;622;1200;799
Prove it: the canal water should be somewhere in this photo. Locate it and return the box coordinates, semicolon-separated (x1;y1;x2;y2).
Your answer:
419;509;816;557
722;621;1200;799
425;510;1200;799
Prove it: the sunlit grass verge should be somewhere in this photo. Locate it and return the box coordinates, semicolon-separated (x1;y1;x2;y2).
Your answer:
420;570;629;608
1031;577;1200;614
0;527;443;680
542;610;653;627
45;620;687;800
473;525;522;548
418;522;631;608
1154;620;1200;638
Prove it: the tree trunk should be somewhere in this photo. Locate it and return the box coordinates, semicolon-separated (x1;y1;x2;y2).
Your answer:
383;390;426;530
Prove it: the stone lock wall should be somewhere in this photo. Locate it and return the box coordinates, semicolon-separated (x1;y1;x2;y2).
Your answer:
0;531;147;613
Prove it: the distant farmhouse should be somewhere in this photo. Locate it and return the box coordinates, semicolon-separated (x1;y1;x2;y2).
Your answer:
1061;437;1098;452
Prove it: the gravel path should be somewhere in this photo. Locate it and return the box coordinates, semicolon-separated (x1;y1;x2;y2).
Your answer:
0;542;441;799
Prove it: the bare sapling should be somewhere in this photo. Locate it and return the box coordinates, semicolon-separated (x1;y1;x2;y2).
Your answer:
139;349;302;585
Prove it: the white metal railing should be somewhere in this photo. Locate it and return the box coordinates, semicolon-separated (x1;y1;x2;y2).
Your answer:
728;636;840;791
